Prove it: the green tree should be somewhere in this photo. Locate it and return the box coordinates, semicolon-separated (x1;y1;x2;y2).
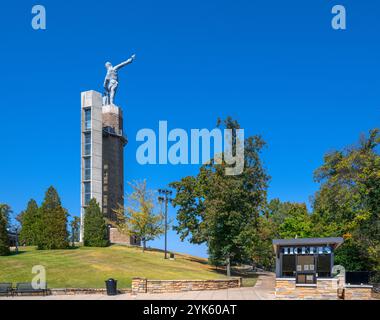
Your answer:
36;186;69;250
311;129;380;271
247;215;276;270
114;180;164;252
19;199;41;246
83;199;109;247
278;203;313;239
254;199;314;270
0;204;11;256
170;117;269;276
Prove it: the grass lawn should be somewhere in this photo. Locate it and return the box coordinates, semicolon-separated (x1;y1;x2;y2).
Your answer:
0;245;229;288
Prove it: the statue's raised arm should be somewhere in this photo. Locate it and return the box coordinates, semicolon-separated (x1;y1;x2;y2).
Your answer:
114;54;136;70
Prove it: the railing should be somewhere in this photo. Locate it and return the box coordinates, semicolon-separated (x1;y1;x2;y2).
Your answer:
346;271;380;286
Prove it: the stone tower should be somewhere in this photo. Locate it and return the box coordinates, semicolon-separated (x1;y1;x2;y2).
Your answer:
80;90;138;245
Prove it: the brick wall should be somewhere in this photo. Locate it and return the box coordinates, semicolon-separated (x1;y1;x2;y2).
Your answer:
131;278;242;295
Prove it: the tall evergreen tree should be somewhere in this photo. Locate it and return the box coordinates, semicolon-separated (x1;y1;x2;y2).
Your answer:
0;204;11;256
19;199;41;246
83;199;109;247
36;186;69;250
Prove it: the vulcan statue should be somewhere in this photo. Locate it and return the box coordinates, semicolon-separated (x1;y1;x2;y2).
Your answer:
103;54;135;105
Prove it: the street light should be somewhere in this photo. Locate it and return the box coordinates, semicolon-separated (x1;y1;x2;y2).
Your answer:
158;189;173;259
15;227;19;253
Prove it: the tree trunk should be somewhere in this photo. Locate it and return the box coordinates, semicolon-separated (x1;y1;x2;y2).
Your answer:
227;256;231;277
142;239;146;252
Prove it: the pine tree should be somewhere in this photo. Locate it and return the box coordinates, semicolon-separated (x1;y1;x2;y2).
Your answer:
0;204;10;256
19;199;41;246
83;199;109;247
36;186;69;250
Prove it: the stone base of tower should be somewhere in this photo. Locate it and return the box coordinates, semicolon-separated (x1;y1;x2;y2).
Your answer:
109;228;141;246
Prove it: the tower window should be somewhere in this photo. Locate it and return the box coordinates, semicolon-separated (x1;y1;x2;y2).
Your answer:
84;132;91;155
84;109;91;130
84;158;91;180
84;182;91;205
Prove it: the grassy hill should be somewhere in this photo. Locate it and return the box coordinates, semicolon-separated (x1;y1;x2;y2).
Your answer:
0;245;228;288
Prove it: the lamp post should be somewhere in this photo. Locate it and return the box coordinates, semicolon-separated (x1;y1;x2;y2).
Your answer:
158;189;173;259
71;224;75;247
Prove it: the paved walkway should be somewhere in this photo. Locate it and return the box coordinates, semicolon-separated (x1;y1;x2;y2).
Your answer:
0;273;276;300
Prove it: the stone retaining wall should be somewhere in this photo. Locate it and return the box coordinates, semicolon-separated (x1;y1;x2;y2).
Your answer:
344;285;373;300
275;278;340;300
50;288;131;295
275;278;374;300
131;278;242;295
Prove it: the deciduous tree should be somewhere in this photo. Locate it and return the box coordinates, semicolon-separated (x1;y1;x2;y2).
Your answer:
170;117;269;275
114;180;164;252
311;129;380;271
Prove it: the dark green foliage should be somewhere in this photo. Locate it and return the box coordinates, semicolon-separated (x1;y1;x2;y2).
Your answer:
171;122;380;273
311;129;380;271
170;117;270;274
36;186;69;250
83;199;109;247
277;203;312;239
19;199;41;246
0;204;10;256
334;240;373;272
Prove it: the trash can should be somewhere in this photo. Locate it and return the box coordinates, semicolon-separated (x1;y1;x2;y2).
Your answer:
105;278;118;296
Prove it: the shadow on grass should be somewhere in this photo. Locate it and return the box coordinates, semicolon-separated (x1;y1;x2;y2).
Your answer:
8;250;27;256
67;246;80;250
132;246;211;265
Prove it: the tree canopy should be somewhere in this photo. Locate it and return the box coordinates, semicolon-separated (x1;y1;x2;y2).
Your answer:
36;186;69;250
170;119;379;273
170;117;269;274
311;129;380;271
19;199;40;246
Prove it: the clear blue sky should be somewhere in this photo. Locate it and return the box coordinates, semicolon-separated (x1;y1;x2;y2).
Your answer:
0;0;379;257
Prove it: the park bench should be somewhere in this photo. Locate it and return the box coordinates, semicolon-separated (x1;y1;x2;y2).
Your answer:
0;283;13;297
15;282;48;296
